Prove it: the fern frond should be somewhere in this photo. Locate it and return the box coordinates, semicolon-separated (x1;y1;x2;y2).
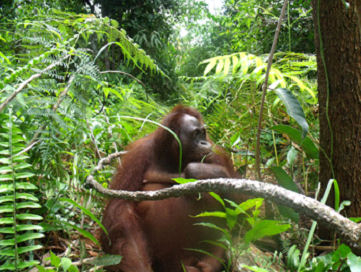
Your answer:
200;52;316;104
0;110;43;271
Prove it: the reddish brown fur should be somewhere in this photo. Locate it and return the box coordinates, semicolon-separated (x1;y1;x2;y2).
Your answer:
101;105;239;272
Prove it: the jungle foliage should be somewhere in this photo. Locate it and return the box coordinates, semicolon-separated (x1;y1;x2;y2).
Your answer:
0;0;358;271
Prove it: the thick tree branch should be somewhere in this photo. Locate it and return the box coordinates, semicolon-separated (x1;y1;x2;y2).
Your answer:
86;175;361;249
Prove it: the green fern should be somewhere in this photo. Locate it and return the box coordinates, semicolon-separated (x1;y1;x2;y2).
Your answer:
0;10;165;93
0;110;44;271
200;51;316;104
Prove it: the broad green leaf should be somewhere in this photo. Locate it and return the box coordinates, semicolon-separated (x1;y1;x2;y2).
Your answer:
60;257;73;271
103;86;109;98
60;198;107;235
104;87;123;101
270;167;300;222
0;158;10;164
215;59;224;74
347;252;361;272
16;213;43;221
332;244;351;260
223;207;239;230
111;19;119;28
287;245;301;269
16;182;38;190
0;227;14;234
2;260;39;270
349;217;361;223
0;205;12;213
0;238;13;246
0;150;9;155
12;154;30;161
15;172;35;179
224;199;245;213
0;182;36;193
88;255;122;266
272;125;319;159
209;192;225;207
13;162;32;170
0;232;43;245
194;222;226;234
274;88;309;137
0;218;13;224
232;55;239;74
270;167;299;192
240;53;249;74
287;146;298;166
0;194;38;203
35;265;50;272
202;58;217;75
16;193;39;201
0;175;12;181
194;211;226;218
0;195;12;204
0;225;43;234
173;177;196;184
244;220;290;244
68;265;79;272
0;249;16;256
61;221;99;246
238;198;263;212
16;202;41;209
0;51;11;64
223;57;230;75
16;224;43;232
252;64;266;75
240;265;269;272
50;251;61;267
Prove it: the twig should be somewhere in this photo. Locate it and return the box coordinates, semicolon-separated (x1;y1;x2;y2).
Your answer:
103;113;121;164
52;74;75;111
255;0;288;180
15;140;39;157
26;74;75;150
86;119;102;159
100;70;147;90
0;55;70;113
94;151;126;171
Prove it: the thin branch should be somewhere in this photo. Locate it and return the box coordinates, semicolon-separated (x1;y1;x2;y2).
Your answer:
104;113;121;164
0;55;70;113
26;74;75;150
255;0;288;180
100;70;147;90
52;74;75;111
94;151;126;172
86;175;361;249
86;119;102;159
15;140;39;157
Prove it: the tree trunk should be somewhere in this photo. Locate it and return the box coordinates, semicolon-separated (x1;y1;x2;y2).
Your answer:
311;0;361;217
